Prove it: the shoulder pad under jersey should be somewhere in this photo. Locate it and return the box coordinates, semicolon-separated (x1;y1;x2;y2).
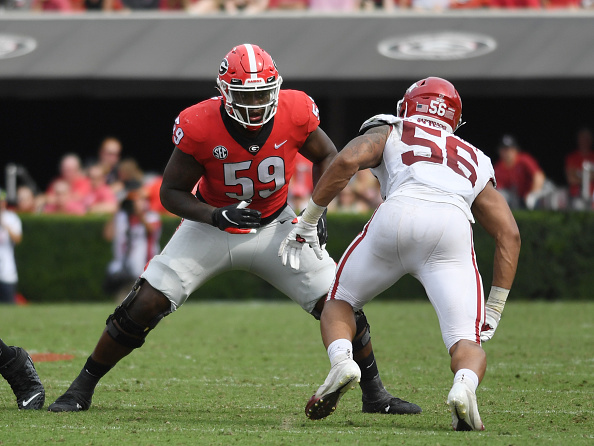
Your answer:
359;114;400;136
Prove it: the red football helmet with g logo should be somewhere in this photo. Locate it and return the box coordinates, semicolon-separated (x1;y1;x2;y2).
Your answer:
397;77;463;133
216;43;283;130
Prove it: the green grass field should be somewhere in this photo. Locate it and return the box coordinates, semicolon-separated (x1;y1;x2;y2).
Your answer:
1;301;592;445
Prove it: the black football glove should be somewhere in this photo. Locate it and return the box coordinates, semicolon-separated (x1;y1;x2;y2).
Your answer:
299;207;328;246
212;202;261;231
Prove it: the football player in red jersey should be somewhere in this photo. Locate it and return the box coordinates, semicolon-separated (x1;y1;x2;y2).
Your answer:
48;44;421;415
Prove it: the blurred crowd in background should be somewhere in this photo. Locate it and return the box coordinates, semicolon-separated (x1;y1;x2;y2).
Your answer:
1;0;593;13
3;126;594;218
1;127;593;304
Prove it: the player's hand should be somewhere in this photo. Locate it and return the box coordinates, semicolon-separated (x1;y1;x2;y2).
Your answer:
278;217;323;270
480;306;502;343
211;201;261;232
299;207;328;247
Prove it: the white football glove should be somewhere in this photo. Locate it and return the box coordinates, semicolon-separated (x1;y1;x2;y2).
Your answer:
278;217;323;270
480;306;501;343
480;286;509;343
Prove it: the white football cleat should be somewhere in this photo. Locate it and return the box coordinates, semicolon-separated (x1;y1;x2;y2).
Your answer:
305;357;361;420
447;379;485;431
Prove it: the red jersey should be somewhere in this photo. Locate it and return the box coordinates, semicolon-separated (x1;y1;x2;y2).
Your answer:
173;90;320;218
565;150;594;197
494;152;542;199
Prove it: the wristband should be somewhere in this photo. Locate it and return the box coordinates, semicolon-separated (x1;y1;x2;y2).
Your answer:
302;198;327;225
485;286;509;314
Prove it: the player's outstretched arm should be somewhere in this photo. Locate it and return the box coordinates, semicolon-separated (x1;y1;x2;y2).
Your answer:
472;182;521;342
280;126;389;270
311;125;389;208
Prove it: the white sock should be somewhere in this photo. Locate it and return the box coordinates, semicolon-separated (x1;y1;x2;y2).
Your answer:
327;339;353;367
454;368;479;393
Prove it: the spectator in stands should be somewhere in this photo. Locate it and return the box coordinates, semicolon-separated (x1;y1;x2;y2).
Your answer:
364;0;399;10
31;0;72;10
542;0;580;7
113;158;144;202
143;175;170;215
119;0;159;9
186;0;222;13
488;0;540;7
95;137;122;187
84;164;118;215
494;135;546;209
308;0;362;11
0;189;22;304
0;0;33;10
102;181;162;302
16;185;42;214
267;0;307;9
83;0;110;10
160;0;189;9
43;180;87;215
565;127;594;209
449;0;486;8
222;0;268;13
406;0;449;11
45;153;92;212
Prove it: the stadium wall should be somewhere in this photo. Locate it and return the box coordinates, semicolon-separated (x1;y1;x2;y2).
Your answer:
15;211;594;303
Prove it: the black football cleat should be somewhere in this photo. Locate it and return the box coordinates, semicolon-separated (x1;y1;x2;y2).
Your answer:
48;387;93;412
0;347;45;410
362;396;422;415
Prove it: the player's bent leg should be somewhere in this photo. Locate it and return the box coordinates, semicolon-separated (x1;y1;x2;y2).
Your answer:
48;279;172;412
306;299;360;420
352;310;422;415
306;354;361;420
447;340;486;431
311;299;421;416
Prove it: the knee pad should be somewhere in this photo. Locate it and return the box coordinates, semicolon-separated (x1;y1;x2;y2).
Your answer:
352;310;371;353
105;278;171;349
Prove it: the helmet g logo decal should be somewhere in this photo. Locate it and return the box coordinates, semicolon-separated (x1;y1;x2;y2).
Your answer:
219;58;229;75
378;32;496;61
213;146;228;160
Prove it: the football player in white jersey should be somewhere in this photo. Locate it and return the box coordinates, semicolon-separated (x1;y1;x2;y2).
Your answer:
279;77;521;430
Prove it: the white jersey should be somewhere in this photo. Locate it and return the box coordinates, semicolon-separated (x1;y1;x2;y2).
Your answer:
364;114;495;222
0;210;22;283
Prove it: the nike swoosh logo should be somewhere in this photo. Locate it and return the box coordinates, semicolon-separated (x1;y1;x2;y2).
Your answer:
385;405;390;413
274;140;287;149
221;210;238;226
22;392;42;407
